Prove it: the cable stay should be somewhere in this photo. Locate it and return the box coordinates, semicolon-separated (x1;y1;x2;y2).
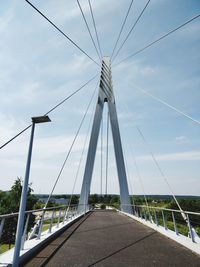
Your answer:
110;0;134;60
44;82;99;209
124;140;150;211
116;93;185;215
123;148;134;197
115;12;200;66
88;0;103;58
25;0;100;67
0;74;98;150
135;86;200;126
135;125;186;220
67;94;97;211
112;0;151;63
132;153;150;214
77;0;101;62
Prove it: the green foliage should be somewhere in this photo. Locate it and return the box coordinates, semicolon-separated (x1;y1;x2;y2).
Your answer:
70;195;79;205
88;194;100;204
100;204;106;209
166;198;200;229
167;199;200;213
0;178;38;248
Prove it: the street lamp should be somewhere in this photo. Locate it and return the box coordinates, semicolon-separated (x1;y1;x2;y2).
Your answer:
12;115;51;267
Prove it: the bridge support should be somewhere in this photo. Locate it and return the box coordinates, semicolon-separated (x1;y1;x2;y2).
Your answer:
78;57;132;214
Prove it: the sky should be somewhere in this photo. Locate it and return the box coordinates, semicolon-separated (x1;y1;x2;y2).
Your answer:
0;0;200;196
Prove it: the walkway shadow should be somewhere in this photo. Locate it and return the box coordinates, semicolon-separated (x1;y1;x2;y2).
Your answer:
75;221;134;235
88;232;156;266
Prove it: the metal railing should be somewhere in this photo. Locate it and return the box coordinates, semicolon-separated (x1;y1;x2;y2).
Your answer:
0;204;91;255
121;204;200;243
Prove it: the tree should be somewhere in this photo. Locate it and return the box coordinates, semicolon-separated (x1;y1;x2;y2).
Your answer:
0;178;38;247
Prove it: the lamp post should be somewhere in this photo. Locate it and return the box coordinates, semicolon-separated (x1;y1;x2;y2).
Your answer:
12;116;51;267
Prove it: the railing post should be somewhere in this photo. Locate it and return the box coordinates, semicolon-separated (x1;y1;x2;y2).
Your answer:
49;209;55;233
37;210;45;239
187;214;195;242
132;204;136;216
154;209;158;226
138;207;141;218
0;218;5;253
21;213;30;250
147;207;152;223
63;207;67;224
57;208;62;228
161;210;167;230
172;212;178;235
0;218;5;240
144;209;147;221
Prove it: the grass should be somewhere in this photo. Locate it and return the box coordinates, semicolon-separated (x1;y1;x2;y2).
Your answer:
0;244;14;254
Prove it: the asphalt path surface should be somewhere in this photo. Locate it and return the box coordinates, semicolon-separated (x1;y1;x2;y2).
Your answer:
24;210;200;267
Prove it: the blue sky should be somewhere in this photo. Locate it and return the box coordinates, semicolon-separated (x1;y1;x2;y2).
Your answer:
0;0;200;196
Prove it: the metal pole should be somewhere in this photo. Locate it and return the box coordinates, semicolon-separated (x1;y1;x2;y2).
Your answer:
21;213;30;250
12;122;35;267
161;210;167;230
187;213;195;242
172;211;178;235
154;209;158;226
0;218;5;253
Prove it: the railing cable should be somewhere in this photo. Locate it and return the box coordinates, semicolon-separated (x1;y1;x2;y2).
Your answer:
25;0;100;67
115;13;200;66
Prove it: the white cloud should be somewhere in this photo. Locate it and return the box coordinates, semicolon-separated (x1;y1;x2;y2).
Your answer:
175;136;189;143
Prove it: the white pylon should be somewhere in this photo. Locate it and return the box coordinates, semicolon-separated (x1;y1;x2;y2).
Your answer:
78;57;132;214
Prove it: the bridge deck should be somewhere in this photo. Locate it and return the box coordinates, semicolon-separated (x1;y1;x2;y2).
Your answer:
24;210;200;267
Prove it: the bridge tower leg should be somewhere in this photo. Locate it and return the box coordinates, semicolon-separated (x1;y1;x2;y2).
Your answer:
78;57;132;214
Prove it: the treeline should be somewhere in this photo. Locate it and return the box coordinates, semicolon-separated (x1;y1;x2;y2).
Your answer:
0;178;37;248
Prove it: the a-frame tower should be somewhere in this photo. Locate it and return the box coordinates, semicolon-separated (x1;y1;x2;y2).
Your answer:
78;57;132;214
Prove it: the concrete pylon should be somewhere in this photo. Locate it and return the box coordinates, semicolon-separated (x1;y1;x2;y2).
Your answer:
78;57;132;214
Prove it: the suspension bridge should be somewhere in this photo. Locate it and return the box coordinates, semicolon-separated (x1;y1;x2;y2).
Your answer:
0;0;200;266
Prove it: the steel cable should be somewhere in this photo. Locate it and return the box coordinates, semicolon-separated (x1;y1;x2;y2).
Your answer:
25;0;100;67
0;74;98;150
115;13;200;66
77;0;101;62
110;0;134;60
44;82;99;208
88;0;103;58
112;0;151;63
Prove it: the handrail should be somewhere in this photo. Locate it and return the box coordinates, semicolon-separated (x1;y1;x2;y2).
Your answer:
0;204;83;219
121;204;200;216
